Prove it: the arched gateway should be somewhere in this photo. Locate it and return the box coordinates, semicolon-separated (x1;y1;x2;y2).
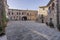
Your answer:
22;16;27;21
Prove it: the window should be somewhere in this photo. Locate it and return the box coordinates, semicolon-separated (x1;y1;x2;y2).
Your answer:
50;18;52;20
48;7;51;13
22;12;26;15
17;12;18;15
9;12;10;15
17;16;18;18
19;12;21;15
52;3;55;10
50;18;52;22
43;8;45;10
14;16;15;19
30;13;31;15
22;12;24;15
27;13;29;16
12;12;13;15
49;7;50;10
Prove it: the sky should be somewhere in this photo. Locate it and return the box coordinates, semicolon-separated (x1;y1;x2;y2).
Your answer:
7;0;50;10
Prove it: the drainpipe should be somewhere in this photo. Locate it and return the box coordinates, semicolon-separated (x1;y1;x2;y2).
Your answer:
57;0;59;27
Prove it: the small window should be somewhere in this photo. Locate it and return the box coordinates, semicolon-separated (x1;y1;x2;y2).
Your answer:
19;13;21;15
9;12;10;15
12;12;13;15
50;18;52;20
14;16;15;19
27;13;29;16
17;12;18;15
48;7;51;13
30;13;31;15
22;12;24;15
49;7;50;10
43;8;45;10
52;3;55;10
17;16;18;18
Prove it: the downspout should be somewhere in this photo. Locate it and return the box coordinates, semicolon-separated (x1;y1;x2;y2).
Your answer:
57;0;59;26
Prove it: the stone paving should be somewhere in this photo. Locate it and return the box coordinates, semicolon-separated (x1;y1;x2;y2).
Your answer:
0;35;7;40
5;21;60;40
6;21;48;40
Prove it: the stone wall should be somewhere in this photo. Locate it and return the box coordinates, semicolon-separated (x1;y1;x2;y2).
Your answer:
8;9;38;21
38;6;48;23
47;0;57;27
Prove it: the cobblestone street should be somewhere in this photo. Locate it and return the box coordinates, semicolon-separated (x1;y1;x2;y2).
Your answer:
0;21;60;40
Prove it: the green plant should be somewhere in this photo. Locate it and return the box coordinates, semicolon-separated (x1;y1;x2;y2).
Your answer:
0;28;2;32
0;7;7;33
0;26;3;33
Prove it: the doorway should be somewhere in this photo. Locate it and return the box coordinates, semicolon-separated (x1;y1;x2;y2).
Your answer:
22;16;27;21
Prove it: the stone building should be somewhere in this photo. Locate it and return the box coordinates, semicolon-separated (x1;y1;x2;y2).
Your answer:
47;0;59;27
38;0;60;28
8;9;38;21
47;0;57;26
0;0;8;25
38;6;48;23
4;0;9;19
1;0;38;21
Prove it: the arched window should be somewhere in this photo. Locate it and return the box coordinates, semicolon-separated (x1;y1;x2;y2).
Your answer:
27;13;29;16
17;12;18;15
12;12;13;15
49;7;50;10
43;8;45;10
8;12;10;15
30;13;31;15
48;7;51;13
14;16;15;19
19;12;21;15
22;12;24;15
52;3;55;10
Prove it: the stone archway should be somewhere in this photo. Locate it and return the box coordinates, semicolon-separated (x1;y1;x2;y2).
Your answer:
22;16;27;21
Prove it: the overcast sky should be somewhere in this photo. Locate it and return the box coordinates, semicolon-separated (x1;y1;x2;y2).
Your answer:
7;0;50;10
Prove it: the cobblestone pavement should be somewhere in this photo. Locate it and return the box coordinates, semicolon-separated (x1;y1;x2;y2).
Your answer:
5;21;60;40
0;35;7;40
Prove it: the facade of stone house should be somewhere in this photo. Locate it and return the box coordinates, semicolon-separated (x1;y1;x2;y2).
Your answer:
38;0;60;28
8;9;38;21
0;0;8;25
1;0;38;21
38;6;48;23
47;0;60;27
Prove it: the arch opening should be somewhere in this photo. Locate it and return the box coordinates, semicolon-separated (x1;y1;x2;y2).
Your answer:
22;16;27;21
